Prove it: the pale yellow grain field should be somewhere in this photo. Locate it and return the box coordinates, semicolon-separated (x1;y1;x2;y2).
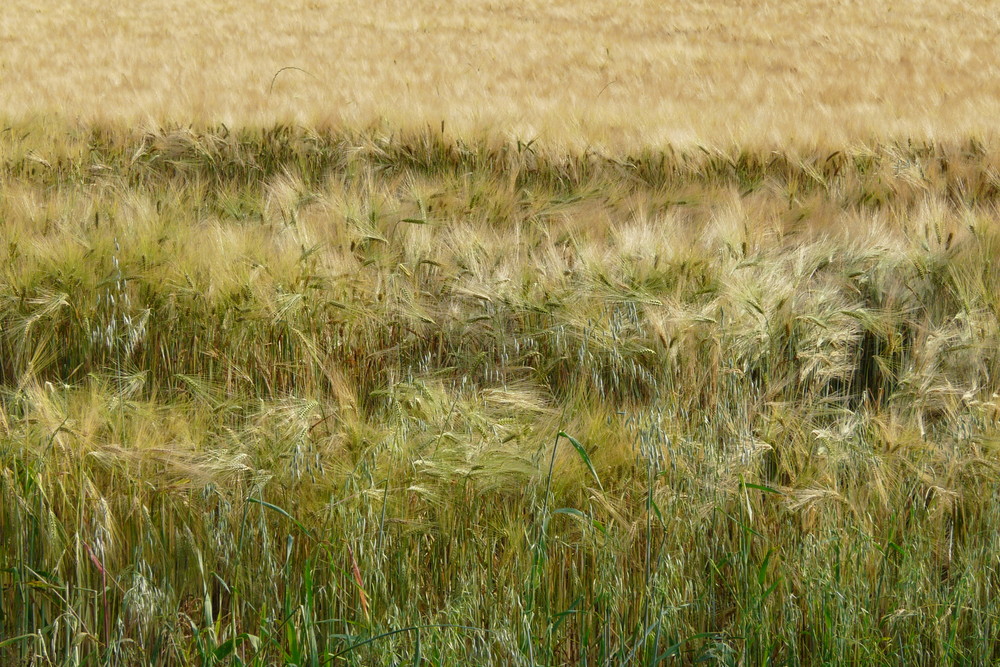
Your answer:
3;0;1000;149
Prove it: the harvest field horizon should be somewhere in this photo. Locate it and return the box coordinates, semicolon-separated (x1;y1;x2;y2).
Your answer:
4;1;1000;665
4;0;1000;147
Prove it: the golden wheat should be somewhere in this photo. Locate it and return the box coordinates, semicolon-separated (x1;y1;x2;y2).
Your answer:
2;0;1000;147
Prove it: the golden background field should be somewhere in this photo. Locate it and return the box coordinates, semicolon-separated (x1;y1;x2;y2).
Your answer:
4;0;1000;147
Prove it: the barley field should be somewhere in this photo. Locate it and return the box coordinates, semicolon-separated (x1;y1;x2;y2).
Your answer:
3;2;1000;666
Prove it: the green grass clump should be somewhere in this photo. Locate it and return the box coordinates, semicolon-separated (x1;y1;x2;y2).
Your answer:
4;124;1000;664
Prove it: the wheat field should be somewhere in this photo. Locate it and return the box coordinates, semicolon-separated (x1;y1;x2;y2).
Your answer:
4;0;1000;146
4;2;1000;666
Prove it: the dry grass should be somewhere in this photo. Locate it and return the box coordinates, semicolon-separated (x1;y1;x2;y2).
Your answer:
3;0;1000;147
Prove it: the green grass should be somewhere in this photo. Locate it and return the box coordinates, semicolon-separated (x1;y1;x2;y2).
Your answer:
3;123;1000;664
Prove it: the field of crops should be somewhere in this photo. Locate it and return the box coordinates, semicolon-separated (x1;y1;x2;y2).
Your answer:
4;0;1000;146
4;1;1000;665
3;126;1000;664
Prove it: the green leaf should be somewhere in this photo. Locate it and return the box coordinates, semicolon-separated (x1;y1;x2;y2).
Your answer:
558;431;603;491
247;497;313;539
650;497;665;526
549;595;583;635
213;633;259;661
0;634;35;649
655;633;719;663
758;548;773;586
214;637;237;661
